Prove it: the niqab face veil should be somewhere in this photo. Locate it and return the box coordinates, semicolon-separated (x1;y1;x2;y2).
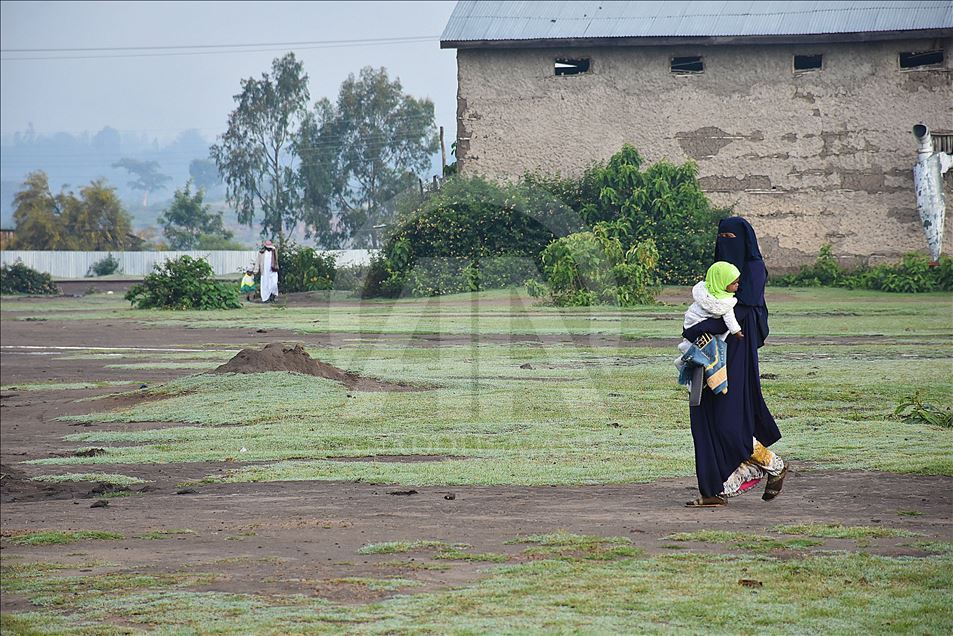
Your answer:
714;217;766;307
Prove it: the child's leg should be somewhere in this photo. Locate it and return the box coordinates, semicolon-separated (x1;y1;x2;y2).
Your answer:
750;439;784;476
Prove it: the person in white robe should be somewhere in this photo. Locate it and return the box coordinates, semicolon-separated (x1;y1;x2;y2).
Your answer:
254;240;279;302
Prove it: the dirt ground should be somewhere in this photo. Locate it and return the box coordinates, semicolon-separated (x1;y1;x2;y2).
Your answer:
1;310;951;610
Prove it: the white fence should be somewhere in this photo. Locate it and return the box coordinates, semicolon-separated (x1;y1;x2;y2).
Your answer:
0;249;376;279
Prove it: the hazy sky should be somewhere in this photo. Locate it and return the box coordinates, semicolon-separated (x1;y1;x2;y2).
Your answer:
0;0;458;142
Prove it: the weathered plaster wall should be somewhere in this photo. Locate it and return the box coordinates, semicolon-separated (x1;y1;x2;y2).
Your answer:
455;39;953;269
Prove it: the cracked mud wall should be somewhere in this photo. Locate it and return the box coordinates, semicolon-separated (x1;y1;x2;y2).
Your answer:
455;39;953;269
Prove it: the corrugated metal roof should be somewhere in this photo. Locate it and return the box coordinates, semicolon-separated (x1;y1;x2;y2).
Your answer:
441;1;953;44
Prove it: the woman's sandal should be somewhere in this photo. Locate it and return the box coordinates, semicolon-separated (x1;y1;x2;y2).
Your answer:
685;495;727;507
762;466;788;501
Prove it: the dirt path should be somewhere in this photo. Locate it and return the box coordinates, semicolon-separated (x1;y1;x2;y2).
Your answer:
2;467;950;608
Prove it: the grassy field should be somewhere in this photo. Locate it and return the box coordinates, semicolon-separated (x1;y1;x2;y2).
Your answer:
2;286;951;633
2;540;950;634
25;288;952;484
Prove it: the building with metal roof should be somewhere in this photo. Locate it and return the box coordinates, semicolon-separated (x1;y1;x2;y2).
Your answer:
443;1;953;268
442;1;953;46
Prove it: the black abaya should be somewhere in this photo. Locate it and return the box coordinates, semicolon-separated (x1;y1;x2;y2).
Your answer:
683;216;781;497
683;307;781;497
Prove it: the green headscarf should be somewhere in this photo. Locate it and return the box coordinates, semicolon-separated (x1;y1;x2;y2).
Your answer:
705;261;741;300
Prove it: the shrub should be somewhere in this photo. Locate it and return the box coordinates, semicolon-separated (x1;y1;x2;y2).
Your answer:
407;257;540;297
580;145;728;285
521;168;603;217
126;255;240;309
278;244;336;293
770;244;844;287
773;246;952;293
363;176;583;297
332;263;370;292
87;253;121;277
361;255;404;298
534;221;660;306
846;253;952;293
361;146;725;296
0;260;59;295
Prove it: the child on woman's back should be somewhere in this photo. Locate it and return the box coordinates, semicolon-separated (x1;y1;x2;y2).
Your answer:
679;261;744;354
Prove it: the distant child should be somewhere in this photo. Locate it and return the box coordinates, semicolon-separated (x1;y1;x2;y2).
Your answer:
679;261;744;355
240;269;257;301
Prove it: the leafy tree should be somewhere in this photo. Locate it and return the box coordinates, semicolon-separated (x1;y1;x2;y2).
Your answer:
112;158;172;207
68;180;134;250
298;66;438;248
10;172;133;250
210;52;309;238
581;145;728;285
188;158;221;192
10;171;64;249
158;181;234;249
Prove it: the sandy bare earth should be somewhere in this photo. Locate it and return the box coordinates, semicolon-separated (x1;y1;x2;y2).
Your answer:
1;312;950;610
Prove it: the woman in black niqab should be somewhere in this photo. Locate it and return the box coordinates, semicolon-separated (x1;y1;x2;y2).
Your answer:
715;216;769;344
682;216;786;505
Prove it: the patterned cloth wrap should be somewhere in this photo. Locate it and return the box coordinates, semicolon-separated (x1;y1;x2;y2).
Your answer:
677;332;728;395
240;274;257;294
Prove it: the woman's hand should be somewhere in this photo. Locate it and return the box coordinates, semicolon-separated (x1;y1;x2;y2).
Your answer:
734;331;745;340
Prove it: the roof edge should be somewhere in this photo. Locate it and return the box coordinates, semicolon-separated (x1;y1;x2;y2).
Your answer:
440;29;953;50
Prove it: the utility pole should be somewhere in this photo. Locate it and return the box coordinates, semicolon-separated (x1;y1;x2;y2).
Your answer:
439;126;447;175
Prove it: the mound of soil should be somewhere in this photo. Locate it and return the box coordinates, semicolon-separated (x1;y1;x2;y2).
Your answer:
213;342;419;392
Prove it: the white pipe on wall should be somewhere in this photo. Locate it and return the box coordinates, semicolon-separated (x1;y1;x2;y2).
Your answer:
912;124;953;262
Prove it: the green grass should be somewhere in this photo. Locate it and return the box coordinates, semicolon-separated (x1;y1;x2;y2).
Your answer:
0;560;213;615
665;530;824;553
35;354;953;485
329;577;423;592
904;541;953;555
773;524;919;539
5;531;124;546
373;560;451;572
506;531;642;560
357;540;450;555
4;286;952;338
2;288;951;632
31;473;146;487
357;540;507;562
10;286;950;487
2;550;950;633
432;549;510;563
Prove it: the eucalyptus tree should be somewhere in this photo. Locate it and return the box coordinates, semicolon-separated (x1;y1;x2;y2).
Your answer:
210;52;309;238
297;66;438;248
